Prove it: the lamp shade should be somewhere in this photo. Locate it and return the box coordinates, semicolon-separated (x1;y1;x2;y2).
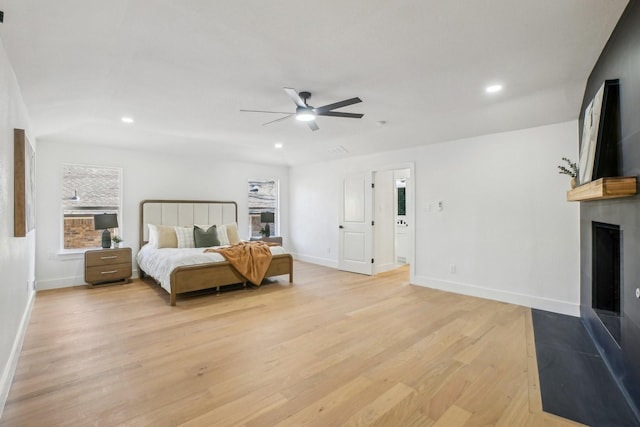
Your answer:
94;213;118;230
260;212;275;223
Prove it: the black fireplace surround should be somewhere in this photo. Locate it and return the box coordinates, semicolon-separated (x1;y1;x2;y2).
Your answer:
579;0;640;419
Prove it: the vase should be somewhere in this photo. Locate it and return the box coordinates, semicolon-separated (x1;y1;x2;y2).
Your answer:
570;177;577;189
114;242;120;248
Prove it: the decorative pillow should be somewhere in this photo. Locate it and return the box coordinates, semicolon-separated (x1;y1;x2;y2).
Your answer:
148;224;178;248
216;224;230;245
225;222;241;245
175;226;195;248
157;225;178;248
194;225;220;248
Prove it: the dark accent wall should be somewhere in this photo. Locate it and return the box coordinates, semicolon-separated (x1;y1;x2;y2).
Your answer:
579;0;640;417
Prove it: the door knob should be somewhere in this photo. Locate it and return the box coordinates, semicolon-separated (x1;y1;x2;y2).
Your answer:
339;225;344;229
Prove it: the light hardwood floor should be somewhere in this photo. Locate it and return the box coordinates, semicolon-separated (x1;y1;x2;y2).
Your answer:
1;261;584;426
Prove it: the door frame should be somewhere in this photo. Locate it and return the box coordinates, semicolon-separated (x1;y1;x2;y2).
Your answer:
337;162;415;281
372;163;415;281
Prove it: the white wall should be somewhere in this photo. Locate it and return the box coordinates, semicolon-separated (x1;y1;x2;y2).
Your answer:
290;121;581;315
0;39;36;417
35;142;289;289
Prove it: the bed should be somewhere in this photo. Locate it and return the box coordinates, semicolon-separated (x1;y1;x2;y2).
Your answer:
137;199;293;305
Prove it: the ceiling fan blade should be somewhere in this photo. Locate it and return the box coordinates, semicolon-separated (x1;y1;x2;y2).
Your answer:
284;87;306;108
314;97;362;114
306;120;319;131
262;114;293;126
316;111;364;119
240;109;293;114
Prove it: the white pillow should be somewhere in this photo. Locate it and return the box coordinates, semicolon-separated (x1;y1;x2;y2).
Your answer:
175;226;195;248
148;224;159;247
216;224;230;245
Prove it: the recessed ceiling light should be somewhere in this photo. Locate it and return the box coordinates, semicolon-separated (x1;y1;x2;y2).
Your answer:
274;142;283;149
121;117;134;124
485;84;503;94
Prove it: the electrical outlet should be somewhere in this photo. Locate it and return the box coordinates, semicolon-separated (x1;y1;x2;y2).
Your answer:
449;264;456;273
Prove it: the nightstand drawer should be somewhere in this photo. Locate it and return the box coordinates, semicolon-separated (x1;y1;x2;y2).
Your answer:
85;248;132;286
85;262;132;283
85;248;131;266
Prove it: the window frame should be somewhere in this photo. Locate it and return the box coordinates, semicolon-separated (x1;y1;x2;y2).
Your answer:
59;163;123;254
248;178;280;238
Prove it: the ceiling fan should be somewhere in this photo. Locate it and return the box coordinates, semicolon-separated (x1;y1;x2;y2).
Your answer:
240;88;363;131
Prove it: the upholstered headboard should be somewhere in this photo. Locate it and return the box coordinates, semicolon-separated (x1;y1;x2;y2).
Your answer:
139;200;238;248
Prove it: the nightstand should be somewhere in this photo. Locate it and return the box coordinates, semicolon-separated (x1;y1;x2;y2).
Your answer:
84;247;132;287
250;236;283;245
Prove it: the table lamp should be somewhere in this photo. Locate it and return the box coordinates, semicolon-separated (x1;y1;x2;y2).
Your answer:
260;212;275;237
94;213;118;249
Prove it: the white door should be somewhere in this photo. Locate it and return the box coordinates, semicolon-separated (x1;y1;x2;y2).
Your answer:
374;170;396;274
339;172;373;275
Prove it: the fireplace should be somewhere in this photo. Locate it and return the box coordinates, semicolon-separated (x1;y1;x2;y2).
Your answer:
592;221;622;344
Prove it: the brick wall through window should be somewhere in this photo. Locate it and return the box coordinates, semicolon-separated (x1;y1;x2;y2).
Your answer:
63;216;113;249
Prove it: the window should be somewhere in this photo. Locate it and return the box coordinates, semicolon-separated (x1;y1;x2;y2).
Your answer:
61;164;122;250
397;181;406;216
248;179;279;237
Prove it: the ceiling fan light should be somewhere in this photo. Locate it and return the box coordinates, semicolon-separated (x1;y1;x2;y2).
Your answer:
295;107;315;122
296;112;315;122
296;113;316;122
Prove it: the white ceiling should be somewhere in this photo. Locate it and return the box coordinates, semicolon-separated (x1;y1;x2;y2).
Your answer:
0;0;629;166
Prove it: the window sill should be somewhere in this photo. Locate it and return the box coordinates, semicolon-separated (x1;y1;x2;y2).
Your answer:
56;247;101;258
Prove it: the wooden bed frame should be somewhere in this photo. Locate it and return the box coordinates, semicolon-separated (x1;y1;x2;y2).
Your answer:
138;199;293;306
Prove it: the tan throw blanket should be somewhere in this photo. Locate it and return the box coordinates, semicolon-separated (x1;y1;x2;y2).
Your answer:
204;241;273;285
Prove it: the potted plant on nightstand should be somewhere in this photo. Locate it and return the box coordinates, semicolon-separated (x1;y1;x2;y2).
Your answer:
558;157;578;188
112;235;123;248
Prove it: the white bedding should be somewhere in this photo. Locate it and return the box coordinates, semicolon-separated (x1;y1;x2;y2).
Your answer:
137;244;287;292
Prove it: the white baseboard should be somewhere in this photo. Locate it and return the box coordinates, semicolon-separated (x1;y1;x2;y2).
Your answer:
375;262;397;275
412;275;580;317
291;253;401;274
290;252;339;269
36;275;84;290
0;288;35;420
37;269;140;290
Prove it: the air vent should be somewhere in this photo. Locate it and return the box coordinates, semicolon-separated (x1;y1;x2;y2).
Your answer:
328;145;349;154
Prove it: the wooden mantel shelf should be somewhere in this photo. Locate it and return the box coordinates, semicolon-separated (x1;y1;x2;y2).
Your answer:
567;176;637;202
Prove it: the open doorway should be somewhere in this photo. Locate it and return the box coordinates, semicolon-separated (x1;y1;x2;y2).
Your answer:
373;167;411;277
394;170;410;267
